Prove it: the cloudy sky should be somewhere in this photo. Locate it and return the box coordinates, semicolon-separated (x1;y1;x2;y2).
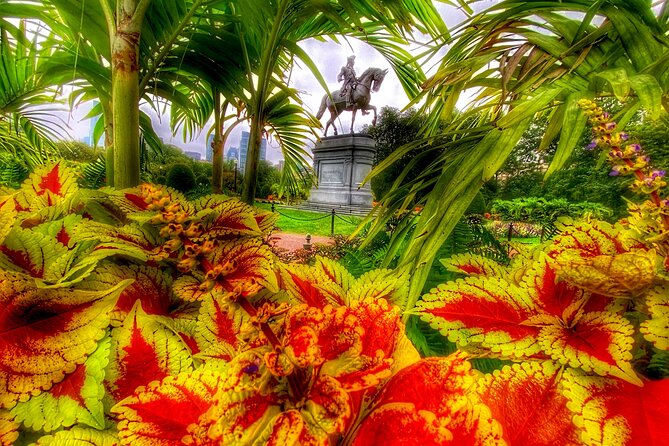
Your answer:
62;1;495;163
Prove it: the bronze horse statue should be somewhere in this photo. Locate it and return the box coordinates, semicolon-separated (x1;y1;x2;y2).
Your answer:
316;67;388;136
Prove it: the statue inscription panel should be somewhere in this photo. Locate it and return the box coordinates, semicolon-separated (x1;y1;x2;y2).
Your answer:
320;162;344;185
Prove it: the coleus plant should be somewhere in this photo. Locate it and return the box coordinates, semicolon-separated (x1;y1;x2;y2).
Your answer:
0;164;499;445
0;149;667;446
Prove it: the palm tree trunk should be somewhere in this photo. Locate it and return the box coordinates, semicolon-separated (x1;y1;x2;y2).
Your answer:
211;92;225;194
111;30;140;189
109;0;152;189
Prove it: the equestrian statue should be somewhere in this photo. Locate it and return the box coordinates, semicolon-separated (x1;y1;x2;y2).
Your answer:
316;55;388;136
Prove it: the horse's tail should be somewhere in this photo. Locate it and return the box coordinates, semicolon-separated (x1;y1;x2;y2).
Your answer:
316;94;327;120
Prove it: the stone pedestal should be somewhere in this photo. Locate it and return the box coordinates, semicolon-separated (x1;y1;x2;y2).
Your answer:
308;134;375;211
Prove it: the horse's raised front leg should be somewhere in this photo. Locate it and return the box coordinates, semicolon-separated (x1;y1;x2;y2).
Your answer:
370;105;378;126
350;108;357;134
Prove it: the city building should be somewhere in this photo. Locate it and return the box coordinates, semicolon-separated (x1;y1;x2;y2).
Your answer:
184;151;202;161
205;134;214;161
238;131;267;172
226;146;239;161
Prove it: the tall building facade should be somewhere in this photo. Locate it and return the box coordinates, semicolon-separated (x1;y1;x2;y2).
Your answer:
226;146;239;161
238;131;267;172
205;134;214;162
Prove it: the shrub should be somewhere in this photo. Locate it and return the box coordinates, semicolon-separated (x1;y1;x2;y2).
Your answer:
165;162;196;192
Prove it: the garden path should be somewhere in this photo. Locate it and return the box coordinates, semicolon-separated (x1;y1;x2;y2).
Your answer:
269;232;334;251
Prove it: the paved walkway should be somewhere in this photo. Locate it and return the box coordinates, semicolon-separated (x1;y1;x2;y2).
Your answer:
269;232;334;251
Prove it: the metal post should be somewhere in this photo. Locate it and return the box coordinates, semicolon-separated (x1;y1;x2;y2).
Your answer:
271;202;275;213
331;209;335;236
507;222;514;242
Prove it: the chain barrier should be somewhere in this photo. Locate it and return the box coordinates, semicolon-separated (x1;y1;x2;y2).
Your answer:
270;203;361;236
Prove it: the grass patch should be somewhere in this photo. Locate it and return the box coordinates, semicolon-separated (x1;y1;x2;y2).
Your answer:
255;203;363;236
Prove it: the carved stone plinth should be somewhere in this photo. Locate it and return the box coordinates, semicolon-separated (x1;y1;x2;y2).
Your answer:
308;134;375;211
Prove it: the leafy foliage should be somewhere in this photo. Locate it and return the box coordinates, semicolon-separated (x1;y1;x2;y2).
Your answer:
1;163;667;445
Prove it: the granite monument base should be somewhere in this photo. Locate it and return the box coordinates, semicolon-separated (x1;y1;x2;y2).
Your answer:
307;133;375;212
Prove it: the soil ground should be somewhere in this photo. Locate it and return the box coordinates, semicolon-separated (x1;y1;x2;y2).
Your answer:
269;232;334;251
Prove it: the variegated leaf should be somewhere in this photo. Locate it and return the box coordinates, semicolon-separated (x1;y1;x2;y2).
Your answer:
255;208;279;235
278;263;344;307
539;311;640;385
195;295;247;361
195;198;261;238
548;220;655;297
209;238;278;294
302;375;351;435
313;256;355;292
16;163;79;212
520;260;585;317
0;272;128;409
106;303;193;403
30;426;119;445
11;337;111;431
79;262;174;320
418;277;542;359
440;253;504;277
353;353;504;445
0;227;67;278
114;367;226;446
641;284;669;350
563;370;669;446
477;361;580;445
346;268;408;307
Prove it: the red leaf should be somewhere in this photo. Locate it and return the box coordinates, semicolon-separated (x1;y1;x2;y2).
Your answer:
477;362;580;446
115;369;224;446
564;372;669;446
37;164;62;197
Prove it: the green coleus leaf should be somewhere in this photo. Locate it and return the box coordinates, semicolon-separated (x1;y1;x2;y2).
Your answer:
0;272;130;409
0;196;16;245
30;426;119;445
11;337;111;431
106;303;194;403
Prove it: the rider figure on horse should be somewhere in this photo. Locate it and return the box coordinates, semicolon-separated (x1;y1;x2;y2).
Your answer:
337;55;357;108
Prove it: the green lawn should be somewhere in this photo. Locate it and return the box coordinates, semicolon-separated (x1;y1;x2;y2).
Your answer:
255;203;363;236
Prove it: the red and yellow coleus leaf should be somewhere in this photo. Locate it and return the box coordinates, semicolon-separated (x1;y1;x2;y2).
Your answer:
641;284;669;350
441;253;504;277
79;262;174;320
0;227;67;278
15;163;79;211
11;336;110;431
278;263;346;308
419;260;640;383
106;303;194;403
418;276;543;359
538;312;641;385
111;183;190;215
209;238;278;294
31;426;119;445
254;208;278;236
194;197;262;238
563;370;669;446
548;220;656;297
0;272;128;409
353;353;504;445
74;221;158;261
194;295;248;361
114;367;226;446
346;268;409;308
477;361;581;446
